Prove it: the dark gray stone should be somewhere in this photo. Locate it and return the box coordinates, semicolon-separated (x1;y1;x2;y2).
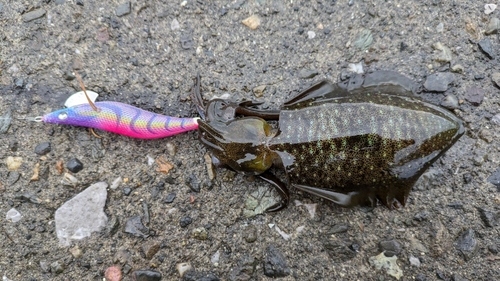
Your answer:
34;142;51;155
478;38;495;59
124;216;149;238
163;192;176;203
487;168;500;191
328;223;349;234
378;239;402;257
465;86;484;106
186;174;200;192
14;78;23;88
230;256;257;281
123;187;132;196
477;207;499;227
22;9;46;22
299;69;319;79
323;239;357;262
115;2;131;17
0;109;12;134
263;245;290;277
179;216;192;228
423;72;454;92
132;270;161;281
183;270;220;281
66;158;83;173
454;229;478;261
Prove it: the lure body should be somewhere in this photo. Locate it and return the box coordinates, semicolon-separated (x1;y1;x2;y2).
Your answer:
43;101;198;139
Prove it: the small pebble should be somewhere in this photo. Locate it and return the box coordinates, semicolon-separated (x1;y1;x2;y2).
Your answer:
478;38;495;59
243;225;258;243
353;29;373;50
69;246;82;258
6;208;22;222
34;142;51;156
409;256;421;267
171;18;180;30
485;17;500;35
485;3;497;15
166;142;177;156
436;22;444;32
491;72;500;88
263;245;290;277
110;177;123;190
465;86;485;106
454;229;478;261
424;72;454;92
132;270;161;281
191;227;208;240
253;85;266;98
22;9;46;22
299;69;319;79
163;193;176;203
378;239;402;257
450;64;464;74
6;156;23;171
179;216;192;228
124;216;149;238
433;42;452;62
104;266;122;281
123;187;132;196
491;114;500;126
477;207;499;227
176;263;192;277
0;109;12;134
307;31;316;39
50;261;65;274
66;158;83;173
186;174;200;193
115;2;131;17
441;94;459;109
242;15;261;30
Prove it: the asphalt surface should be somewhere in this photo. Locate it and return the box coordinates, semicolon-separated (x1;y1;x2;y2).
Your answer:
1;0;500;280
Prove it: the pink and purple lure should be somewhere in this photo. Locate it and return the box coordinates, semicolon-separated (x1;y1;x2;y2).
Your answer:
42;101;199;139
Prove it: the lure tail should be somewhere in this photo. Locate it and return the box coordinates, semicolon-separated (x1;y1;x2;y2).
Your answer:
42;101;199;139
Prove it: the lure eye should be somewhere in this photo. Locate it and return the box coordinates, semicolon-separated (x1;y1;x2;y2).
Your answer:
58;112;68;120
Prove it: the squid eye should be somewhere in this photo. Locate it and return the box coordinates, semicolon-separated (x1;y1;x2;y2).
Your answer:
58;112;68;120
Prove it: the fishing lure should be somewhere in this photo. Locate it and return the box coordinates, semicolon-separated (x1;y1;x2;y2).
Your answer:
35;73;198;139
41;101;199;139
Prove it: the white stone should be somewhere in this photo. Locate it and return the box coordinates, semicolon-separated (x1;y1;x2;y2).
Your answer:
485;4;497;15
110;177;123;189
307;31;316;39
6;208;22;222
211;250;220;265
176;263;192;277
55;182;108;246
171;18;180;30
409;256;421;267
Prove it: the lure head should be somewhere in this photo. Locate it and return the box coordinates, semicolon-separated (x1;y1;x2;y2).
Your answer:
42;104;99;126
197;99;276;174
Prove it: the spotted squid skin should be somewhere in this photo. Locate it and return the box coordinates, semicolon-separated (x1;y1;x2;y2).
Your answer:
269;92;464;207
42;101;198;139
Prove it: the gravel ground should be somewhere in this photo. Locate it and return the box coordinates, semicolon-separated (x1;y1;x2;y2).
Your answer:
1;0;500;280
